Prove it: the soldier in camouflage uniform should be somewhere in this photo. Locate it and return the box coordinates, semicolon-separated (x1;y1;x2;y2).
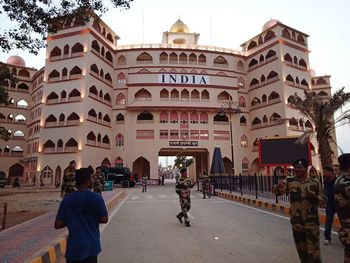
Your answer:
200;172;211;199
176;168;195;227
92;167;105;194
142;175;148;192
334;153;350;263
61;160;77;198
273;159;324;263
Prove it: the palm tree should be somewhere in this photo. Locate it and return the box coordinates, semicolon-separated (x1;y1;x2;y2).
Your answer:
289;88;350;169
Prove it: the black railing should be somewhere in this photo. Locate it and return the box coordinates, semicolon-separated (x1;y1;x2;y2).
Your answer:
210;174;290;204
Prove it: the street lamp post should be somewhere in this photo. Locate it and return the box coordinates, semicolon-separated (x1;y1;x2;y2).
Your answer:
219;99;241;193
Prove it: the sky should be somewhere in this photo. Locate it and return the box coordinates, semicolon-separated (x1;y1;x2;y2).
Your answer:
1;0;349;156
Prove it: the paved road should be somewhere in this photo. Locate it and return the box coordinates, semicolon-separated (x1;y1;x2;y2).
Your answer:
100;183;343;263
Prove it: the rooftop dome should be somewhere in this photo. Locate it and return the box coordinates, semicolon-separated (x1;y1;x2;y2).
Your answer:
170;19;190;33
309;69;316;77
262;19;281;32
7;55;26;67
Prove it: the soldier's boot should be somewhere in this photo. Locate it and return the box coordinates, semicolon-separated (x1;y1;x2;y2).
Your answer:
176;213;183;223
203;193;206;199
185;220;190;227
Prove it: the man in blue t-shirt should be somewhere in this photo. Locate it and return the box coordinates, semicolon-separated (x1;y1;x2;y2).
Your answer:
55;168;108;263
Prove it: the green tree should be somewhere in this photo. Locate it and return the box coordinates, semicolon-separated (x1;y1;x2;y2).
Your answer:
0;63;15;141
289;88;350;169
173;156;193;169
0;0;134;55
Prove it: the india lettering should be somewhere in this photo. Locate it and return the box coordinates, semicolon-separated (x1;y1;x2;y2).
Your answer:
159;74;209;85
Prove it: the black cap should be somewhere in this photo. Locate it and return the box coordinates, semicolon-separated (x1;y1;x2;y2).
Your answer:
338;153;350;170
75;168;93;186
180;168;187;174
292;159;308;168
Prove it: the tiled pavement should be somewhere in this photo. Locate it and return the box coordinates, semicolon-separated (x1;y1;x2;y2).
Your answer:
0;190;121;263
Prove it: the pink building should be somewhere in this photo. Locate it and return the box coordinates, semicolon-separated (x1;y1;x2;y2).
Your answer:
0;17;338;185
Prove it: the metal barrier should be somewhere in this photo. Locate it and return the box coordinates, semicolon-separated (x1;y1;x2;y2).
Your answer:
210;174;290;204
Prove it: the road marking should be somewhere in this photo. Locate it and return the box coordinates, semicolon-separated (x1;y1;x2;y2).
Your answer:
159;194;167;198
145;195;153;199
222;199;338;235
100;194;128;233
187;212;194;219
130;195;139;200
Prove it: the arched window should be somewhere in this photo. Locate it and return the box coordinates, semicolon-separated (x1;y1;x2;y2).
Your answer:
116;134;124;147
89;86;98;96
160;88;169;100
116;113;124;122
104;93;111;103
59;113;65;124
250;78;259;87
201;90;209;100
117;55;126;65
90;64;99;74
13;130;24;137
242;158;249;175
282;28;291;38
316;78;327;85
106;51;113;63
267;71;278;80
47;92;59;101
284;53;293;63
262;94;267;104
16;99;28;108
87;131;96;142
160;111;168;123
247;41;257;50
88;109;97;118
265;50;276;59
270;113;282;123
170;89;179;100
263;115;268;124
101;46;105;57
264;31;276;41
116;93;125;105
251;97;261;107
180;112;189;125
99;69;104;78
305;120;313;130
91;40;100;52
14;114;26;122
45;114;57;125
237;60;244;71
105;73;112;82
135;88;151;100
70;66;82;76
103;114;111;123
301;79;309;87
198;54;206;64
169;52;178;63
159;52;168;63
179;52;187;64
268;92;280;102
297;34;305;44
17;83;29;91
240;136;248;148
67;112;79;121
189;53;197;64
239;96;246;107
18;69;30;77
217;91;230;101
48;70;60;80
189;112;198;124
117;72;126;84
63;44;69;55
50;47;61;58
191;89;200;100
259;54;264;62
252;117;262;127
61;90;67;99
213;56;228;66
248;59;258;68
289;118;298;127
65;138;78;151
240;116;247;126
200;112;208;124
181;89;189;101
318;91;328;97
170;111;178;123
68;89;81;99
43;140;55;152
137;52;153;63
299;58;307;68
102;135;110;144
106;33;114;43
137;111;153;120
71;43;84;53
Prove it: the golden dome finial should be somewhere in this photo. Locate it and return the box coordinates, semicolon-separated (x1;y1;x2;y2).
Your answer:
170;18;190;33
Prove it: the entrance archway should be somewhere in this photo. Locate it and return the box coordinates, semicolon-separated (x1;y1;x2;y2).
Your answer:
101;157;111;167
9;163;24;178
133;157;150;177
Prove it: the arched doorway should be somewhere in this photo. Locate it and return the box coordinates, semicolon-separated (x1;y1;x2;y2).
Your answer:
115;157;123;168
41;166;53;185
55;166;62;185
9;163;24;178
132;157;150;177
251;158;260;174
101;158;111;167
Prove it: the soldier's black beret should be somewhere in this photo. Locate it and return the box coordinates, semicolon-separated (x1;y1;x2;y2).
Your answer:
292;159;308;168
338;153;350;170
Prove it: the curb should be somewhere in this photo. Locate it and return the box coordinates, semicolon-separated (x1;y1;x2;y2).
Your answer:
29;190;126;263
215;191;340;228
